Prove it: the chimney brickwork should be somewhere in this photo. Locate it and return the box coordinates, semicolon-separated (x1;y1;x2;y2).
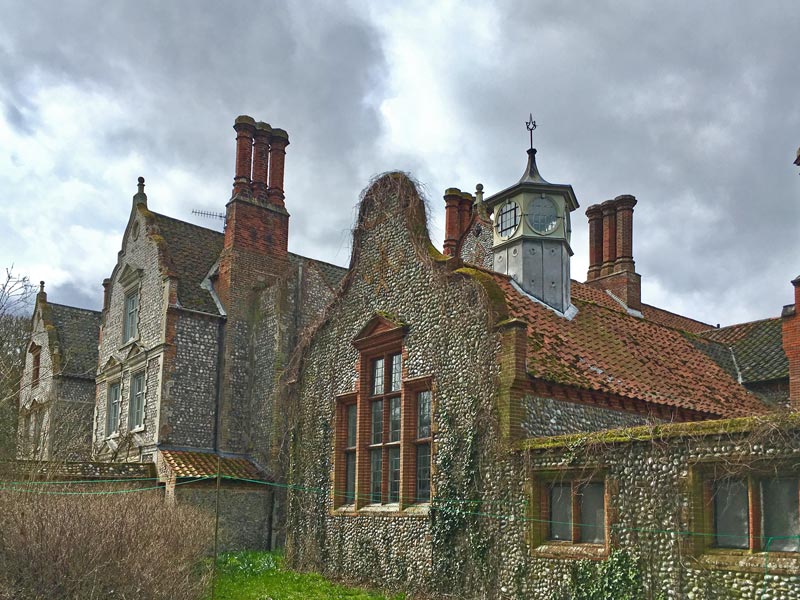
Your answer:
217;116;292;453
781;277;800;410
443;188;463;256
585;195;641;312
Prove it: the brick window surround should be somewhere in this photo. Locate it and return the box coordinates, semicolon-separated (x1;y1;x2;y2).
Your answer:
690;464;800;559
528;469;614;560
333;317;433;512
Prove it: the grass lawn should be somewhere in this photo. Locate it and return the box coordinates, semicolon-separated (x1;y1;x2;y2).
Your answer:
213;552;407;600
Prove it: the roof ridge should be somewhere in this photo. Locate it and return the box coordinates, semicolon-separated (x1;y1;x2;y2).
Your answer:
288;251;347;271
703;316;782;332
47;302;101;315
639;302;714;329
149;210;223;236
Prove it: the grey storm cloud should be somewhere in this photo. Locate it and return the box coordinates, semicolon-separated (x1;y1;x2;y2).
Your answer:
1;1;799;325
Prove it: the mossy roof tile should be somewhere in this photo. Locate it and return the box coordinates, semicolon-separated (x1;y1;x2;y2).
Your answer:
482;272;768;418
159;450;266;480
47;303;101;378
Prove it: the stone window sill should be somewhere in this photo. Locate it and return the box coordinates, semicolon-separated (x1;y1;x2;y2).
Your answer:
105;432;120;440
532;541;609;561
130;426;145;434
694;550;800;576
332;503;430;518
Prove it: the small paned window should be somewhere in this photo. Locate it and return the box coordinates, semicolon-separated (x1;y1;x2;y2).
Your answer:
370;449;382;504
372;358;384;396
389;397;401;443
389;353;402;392
31;346;41;388
106;383;121;436
344;404;356;503
417;390;431;439
545;480;606;544
335;322;433;512
389;447;401;503
371;400;383;444
415;390;432;503
495;200;520;238
123;291;139;342
129;371;145;429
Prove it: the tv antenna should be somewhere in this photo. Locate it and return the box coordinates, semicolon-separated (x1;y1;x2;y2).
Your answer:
192;209;226;224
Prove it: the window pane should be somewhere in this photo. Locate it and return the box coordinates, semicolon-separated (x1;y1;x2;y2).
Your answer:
346;404;357;448
762;478;800;552
417;391;431;439
713;479;749;549
579;483;605;543
124;293;138;341
107;384;120;435
389;397;401;442
390;353;402;392
549;483;572;541
389;447;400;503
370;449;382;504
345;452;356;503
130;372;145;427
372;358;384;396
371;400;383;444
416;443;430;503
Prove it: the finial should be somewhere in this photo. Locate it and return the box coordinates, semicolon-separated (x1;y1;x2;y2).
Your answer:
133;176;148;206
525;113;537;150
39;281;45;293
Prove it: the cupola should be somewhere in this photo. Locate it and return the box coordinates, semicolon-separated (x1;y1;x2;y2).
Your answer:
484;119;579;314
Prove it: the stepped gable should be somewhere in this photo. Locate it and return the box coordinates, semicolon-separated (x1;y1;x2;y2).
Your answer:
45;303;101;378
148;212;224;314
159;449;266;480
699;317;788;384
481;270;768;418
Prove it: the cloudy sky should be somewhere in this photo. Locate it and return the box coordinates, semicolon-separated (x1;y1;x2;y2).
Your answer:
1;1;798;325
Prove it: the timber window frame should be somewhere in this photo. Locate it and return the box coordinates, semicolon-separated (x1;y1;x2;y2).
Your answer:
333;316;433;513
129;370;146;431
690;464;800;558
118;265;143;346
106;381;121;437
528;469;614;560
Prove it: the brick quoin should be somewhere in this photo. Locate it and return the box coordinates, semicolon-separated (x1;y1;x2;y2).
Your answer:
782;276;800;410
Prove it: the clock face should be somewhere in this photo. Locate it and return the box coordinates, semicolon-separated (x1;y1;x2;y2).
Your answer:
495;200;521;238
529;195;558;235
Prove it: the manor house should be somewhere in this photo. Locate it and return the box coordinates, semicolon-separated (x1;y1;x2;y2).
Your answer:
17;117;800;597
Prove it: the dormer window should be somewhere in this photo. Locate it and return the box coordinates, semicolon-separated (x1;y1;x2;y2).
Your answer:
123;291;139;342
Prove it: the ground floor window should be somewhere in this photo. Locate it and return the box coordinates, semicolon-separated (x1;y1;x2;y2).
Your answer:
711;476;800;552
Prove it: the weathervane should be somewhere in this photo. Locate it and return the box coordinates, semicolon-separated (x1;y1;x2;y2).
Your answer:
525;113;537;150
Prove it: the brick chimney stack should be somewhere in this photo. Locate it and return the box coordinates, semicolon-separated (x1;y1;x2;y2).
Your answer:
585;195;641;312
781;277;800;409
266;128;289;208
218;115;291;310
443;188;462;256
232;116;256;197
442;188;477;257
252;122;271;202
586;205;603;281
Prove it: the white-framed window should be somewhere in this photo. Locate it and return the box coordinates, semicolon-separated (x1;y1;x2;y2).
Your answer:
123;290;139;342
106;382;121;436
129;371;145;430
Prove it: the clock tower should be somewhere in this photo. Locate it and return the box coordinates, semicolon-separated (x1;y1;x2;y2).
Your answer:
484;122;579;314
